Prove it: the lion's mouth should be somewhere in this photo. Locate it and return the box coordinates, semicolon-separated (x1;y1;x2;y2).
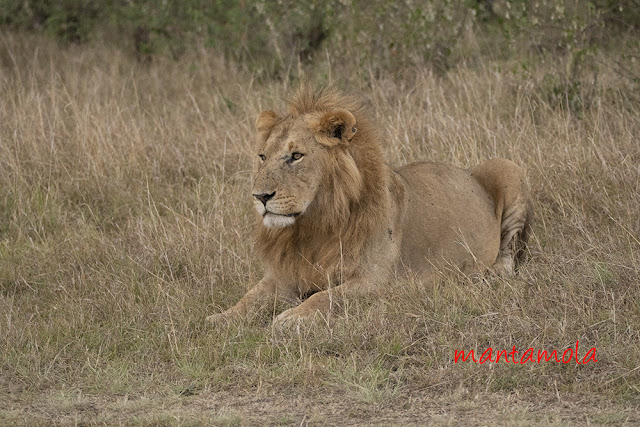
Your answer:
264;211;300;218
261;211;300;229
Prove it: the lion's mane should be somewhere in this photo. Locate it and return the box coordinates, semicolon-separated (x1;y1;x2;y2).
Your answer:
255;85;394;280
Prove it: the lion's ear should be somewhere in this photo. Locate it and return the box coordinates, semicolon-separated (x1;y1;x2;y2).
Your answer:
309;109;357;146
256;110;279;141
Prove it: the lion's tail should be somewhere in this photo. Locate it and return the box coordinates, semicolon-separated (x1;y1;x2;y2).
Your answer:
514;200;534;268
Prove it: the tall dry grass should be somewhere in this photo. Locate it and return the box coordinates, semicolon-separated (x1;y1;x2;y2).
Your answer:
1;33;639;424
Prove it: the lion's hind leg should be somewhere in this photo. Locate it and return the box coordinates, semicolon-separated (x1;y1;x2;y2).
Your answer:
492;199;532;276
471;158;533;276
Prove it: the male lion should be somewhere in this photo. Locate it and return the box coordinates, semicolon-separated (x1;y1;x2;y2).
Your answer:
207;86;532;328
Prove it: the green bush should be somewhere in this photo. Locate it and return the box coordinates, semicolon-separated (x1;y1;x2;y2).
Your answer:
1;0;638;88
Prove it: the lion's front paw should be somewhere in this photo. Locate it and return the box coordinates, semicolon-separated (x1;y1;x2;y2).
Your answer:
206;312;231;328
273;308;302;330
273;307;318;330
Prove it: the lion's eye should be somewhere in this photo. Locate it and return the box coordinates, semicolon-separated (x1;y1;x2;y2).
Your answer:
291;152;304;161
258;154;266;162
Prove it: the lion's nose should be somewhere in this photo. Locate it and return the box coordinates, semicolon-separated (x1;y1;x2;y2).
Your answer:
253;191;275;205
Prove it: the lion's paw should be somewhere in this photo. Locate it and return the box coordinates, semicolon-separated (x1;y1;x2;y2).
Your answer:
205;312;232;328
490;257;515;277
273;307;318;330
273;309;302;330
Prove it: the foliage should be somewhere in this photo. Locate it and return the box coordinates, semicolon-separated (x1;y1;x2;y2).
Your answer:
1;0;638;78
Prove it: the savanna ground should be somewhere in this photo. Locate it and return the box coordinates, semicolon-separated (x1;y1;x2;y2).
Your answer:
1;24;639;425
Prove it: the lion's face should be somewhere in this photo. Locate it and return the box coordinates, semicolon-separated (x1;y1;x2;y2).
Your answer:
252;108;358;229
252;118;323;228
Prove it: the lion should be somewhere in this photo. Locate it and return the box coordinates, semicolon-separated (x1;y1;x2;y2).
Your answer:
206;85;532;328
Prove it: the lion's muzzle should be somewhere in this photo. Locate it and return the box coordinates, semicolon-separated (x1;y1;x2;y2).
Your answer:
252;191;304;228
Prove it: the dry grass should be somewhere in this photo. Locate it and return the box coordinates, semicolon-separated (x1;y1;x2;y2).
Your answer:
1;32;639;425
